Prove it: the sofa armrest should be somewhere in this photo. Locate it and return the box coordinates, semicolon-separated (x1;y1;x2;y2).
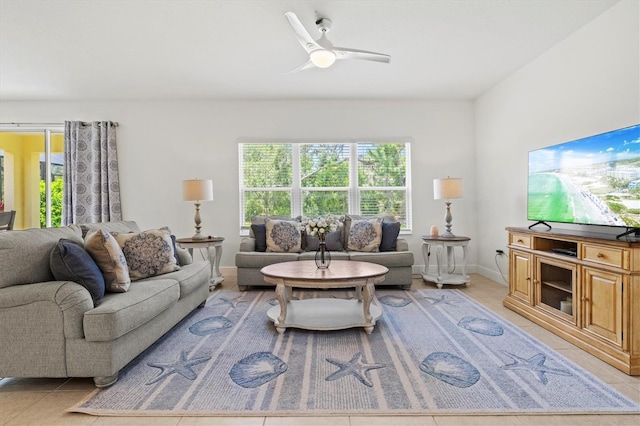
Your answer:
0;281;94;339
240;237;256;252
395;238;409;252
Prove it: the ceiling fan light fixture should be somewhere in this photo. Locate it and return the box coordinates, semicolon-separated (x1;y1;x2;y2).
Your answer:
310;49;336;68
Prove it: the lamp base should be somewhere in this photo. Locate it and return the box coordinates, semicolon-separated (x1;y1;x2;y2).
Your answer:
439;231;456;238
191;232;206;240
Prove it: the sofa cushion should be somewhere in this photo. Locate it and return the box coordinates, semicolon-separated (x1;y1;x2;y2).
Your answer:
114;228;180;281
379;221;401;252
50;239;105;306
348;250;415;268
305;230;343;251
298;250;350;261
235;251;300;269
0;225;83;289
251;224;267;252
144;261;210;299
347;217;383;252
265;219;302;253
80;220;141;238
84;230;131;292
83;279;180;342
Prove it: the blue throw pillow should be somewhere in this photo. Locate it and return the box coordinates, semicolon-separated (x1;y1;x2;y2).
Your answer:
50;238;105;306
251;224;267;252
379;221;401;252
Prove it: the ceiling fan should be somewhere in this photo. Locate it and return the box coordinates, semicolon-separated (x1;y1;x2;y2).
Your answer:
284;11;391;73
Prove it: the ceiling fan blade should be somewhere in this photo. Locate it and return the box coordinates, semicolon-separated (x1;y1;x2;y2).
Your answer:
284;12;321;53
285;60;317;74
333;47;391;63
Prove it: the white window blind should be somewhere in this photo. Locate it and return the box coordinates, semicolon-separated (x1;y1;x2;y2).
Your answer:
239;140;412;231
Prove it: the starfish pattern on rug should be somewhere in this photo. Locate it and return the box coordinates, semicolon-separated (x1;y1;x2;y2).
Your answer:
500;351;572;385
146;350;212;385
209;296;248;308
423;294;461;306
325;352;385;387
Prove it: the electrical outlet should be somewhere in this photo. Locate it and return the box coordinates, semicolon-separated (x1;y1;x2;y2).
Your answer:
496;249;505;255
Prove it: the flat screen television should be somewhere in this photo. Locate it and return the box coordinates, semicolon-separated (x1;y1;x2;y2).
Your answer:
528;123;640;238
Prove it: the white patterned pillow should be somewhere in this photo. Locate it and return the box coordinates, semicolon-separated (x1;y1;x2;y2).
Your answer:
265;219;302;253
115;228;180;281
347;217;383;252
84;230;131;292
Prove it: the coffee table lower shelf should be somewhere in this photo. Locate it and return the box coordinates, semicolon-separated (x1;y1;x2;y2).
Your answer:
266;299;383;334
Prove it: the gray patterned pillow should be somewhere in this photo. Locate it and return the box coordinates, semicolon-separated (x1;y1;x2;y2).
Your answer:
305;230;343;251
347;217;383;252
115;228;180;281
265;219;302;253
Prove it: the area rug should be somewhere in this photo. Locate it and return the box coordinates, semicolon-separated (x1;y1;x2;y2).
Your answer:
69;289;640;416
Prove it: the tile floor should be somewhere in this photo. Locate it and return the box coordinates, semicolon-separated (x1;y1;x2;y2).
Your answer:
1;272;639;425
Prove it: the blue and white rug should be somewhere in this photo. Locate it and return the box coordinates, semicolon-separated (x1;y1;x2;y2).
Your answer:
70;289;640;416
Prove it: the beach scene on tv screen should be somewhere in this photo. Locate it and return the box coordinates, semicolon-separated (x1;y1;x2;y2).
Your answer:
528;124;640;228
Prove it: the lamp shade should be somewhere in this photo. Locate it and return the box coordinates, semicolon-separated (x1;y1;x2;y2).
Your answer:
183;179;213;202
433;177;463;200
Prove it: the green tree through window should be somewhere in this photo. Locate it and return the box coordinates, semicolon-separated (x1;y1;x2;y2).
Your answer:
239;141;411;230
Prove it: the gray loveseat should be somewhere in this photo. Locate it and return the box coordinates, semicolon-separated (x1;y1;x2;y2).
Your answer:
0;221;210;387
235;215;414;290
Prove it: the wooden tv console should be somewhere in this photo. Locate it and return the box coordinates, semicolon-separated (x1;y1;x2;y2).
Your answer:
504;227;640;375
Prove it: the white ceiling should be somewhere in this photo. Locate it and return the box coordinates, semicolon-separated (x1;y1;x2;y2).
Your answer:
0;0;619;101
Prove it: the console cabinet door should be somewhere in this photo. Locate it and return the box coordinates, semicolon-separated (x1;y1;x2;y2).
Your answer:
582;266;624;348
509;249;532;304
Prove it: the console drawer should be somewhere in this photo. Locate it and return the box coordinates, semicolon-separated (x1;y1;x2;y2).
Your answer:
581;244;628;269
510;234;531;249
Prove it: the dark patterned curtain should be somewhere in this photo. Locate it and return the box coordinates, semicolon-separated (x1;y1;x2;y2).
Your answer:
63;121;122;225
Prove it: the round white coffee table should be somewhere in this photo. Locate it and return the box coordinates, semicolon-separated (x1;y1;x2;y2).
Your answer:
260;260;388;334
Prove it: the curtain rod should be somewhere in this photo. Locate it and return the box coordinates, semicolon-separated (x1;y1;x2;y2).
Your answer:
0;121;119;127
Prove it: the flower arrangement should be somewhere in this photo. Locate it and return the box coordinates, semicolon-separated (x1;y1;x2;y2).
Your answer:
300;214;342;241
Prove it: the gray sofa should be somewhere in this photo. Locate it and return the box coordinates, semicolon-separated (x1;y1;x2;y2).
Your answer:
235;215;414;290
0;221;210;387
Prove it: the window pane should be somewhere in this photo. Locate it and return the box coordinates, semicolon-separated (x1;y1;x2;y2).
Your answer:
360;190;407;226
302;190;348;217
242;190;291;225
358;143;407;187
243;143;292;187
300;144;349;187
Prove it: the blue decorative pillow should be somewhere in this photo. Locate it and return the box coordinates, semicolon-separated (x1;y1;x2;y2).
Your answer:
379;221;401;252
251;224;267;252
50;238;105;306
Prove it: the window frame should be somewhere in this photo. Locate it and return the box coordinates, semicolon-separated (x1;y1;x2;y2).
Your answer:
238;138;412;234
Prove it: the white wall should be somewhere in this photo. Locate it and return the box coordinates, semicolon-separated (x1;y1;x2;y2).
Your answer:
0;100;476;269
475;0;640;283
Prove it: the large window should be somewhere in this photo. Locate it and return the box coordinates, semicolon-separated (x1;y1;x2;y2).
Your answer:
239;140;411;231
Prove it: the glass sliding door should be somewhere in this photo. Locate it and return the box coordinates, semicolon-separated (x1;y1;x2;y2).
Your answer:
0;125;64;229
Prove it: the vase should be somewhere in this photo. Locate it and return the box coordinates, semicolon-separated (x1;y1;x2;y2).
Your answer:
315;241;331;269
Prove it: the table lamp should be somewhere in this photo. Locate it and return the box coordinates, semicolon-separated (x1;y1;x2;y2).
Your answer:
433;177;463;238
183;179;213;240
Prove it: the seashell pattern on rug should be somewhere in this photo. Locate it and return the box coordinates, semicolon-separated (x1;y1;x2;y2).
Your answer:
189;316;234;336
378;295;411;307
229;352;288;388
457;316;504;336
419;352;481;388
